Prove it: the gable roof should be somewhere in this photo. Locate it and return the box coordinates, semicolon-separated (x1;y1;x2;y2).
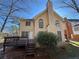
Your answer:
74;24;79;26
19;18;34;21
33;9;47;19
68;19;79;21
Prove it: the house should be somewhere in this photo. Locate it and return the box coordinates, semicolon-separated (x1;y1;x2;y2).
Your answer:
64;18;79;41
0;32;8;43
68;19;79;40
64;18;73;39
18;0;66;42
68;19;79;34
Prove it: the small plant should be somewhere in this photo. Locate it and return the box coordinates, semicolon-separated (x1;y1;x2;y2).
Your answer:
36;31;59;59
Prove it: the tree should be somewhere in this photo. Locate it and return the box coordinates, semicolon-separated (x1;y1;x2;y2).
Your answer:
0;0;39;32
61;0;79;13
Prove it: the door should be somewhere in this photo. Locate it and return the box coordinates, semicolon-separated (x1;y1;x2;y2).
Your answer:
29;32;33;39
57;31;62;41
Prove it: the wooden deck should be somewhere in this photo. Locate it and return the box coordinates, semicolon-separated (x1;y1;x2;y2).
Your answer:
3;36;49;59
3;36;35;52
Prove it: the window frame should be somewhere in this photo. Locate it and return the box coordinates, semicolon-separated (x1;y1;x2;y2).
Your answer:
26;21;31;26
21;31;29;38
39;19;44;28
74;26;79;31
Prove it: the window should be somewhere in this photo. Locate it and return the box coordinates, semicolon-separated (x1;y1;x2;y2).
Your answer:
26;21;31;26
57;31;62;41
55;20;60;27
21;31;29;38
39;19;44;28
74;26;79;31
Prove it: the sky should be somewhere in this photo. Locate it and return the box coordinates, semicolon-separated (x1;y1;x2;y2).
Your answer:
0;0;79;32
15;0;79;19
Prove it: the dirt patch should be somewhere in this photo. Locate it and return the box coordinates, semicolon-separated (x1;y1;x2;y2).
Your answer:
3;47;49;59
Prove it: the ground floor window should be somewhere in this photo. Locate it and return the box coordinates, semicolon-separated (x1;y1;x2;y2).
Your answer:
21;31;29;38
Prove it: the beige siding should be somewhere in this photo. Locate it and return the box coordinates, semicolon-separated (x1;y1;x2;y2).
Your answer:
19;20;34;38
34;11;48;36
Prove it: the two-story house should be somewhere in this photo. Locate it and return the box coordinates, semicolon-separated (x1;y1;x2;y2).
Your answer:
68;19;79;40
19;0;66;42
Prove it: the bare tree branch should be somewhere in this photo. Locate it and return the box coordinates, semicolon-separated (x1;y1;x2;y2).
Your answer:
71;0;79;13
0;0;40;32
61;0;79;13
62;1;76;10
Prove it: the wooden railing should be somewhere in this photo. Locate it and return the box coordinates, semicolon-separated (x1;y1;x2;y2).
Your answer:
3;36;36;53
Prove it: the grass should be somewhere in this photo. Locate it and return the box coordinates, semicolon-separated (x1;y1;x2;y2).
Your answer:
67;40;79;57
70;40;79;47
57;44;79;59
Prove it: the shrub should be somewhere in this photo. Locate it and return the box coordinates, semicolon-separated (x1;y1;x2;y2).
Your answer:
37;31;59;48
36;31;59;59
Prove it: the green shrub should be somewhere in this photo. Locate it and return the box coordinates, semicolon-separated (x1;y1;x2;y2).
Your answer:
36;31;59;59
37;31;59;48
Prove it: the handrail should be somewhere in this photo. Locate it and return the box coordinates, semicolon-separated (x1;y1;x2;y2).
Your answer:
3;36;35;53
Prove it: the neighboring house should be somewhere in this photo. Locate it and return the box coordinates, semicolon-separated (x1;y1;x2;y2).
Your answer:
64;18;73;39
0;32;8;43
63;18;79;41
18;0;66;42
68;19;79;34
68;19;79;40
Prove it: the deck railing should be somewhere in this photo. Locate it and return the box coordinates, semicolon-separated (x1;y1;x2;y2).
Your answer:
3;36;36;53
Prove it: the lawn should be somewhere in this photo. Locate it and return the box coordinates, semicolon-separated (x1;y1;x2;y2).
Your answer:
70;40;79;47
56;44;79;59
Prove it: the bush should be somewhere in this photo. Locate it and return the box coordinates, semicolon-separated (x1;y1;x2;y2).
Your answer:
37;31;59;48
36;31;59;59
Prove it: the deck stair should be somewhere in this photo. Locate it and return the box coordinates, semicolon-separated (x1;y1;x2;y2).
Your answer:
25;39;36;56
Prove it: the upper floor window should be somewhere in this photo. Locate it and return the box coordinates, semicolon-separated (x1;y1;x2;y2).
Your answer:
55;20;60;27
74;24;79;31
39;19;44;28
26;21;31;26
74;26;79;31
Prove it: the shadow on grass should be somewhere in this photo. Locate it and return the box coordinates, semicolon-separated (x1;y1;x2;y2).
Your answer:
56;44;79;59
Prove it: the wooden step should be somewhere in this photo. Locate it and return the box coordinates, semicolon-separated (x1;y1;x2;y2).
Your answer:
25;43;36;56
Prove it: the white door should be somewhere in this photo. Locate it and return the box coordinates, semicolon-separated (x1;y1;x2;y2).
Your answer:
29;32;33;39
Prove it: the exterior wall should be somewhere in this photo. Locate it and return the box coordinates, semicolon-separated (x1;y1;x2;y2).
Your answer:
19;20;34;39
64;20;73;39
34;11;49;36
49;11;66;41
70;21;79;34
69;21;79;40
47;11;57;33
